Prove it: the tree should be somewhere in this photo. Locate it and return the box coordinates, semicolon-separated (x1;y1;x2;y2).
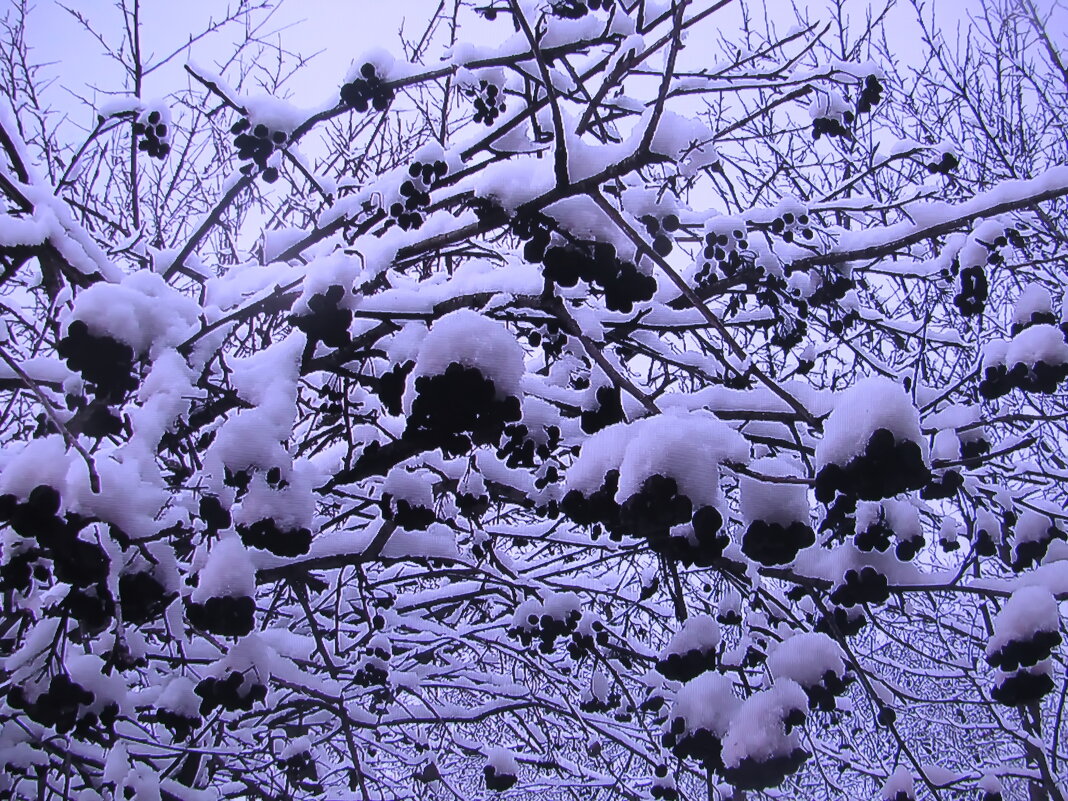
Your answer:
0;0;1066;799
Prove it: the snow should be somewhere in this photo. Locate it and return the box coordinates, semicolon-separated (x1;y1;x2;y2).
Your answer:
383;467;435;509
881;765;914;799
233;467;315;533
66;270;200;358
1006;324;1068;366
931;429;960;462
241;95;306;133
485;746;519;774
1015;509;1055;547
670;672;739;734
721;680;807;767
816;376;926;468
1013;284;1053;324
767;633;846;687
987;586;1059;653
854;501;922;546
67;652;128;715
404;309;525;414
156;677;201;718
664;614;720;655
191;536;256;602
613;410;749;508
979;772;1002;793
739;456;810;526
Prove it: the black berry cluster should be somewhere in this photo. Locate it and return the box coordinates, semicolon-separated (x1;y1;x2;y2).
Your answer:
237;518;312;557
697;224;748;282
290;285;353;348
815;428;931;502
650;765;678;800
483;764;517;792
200;495;232;533
185;595;255;638
768;210;814;244
549;0;613;18
640;688;668;718
511;210;556;262
639;212;680;257
524;320;567;361
376;360;415;416
0;485;116;630
579;682;622;715
406;363;521;456
806;269;854;309
921;468;963;500
622;476;728;566
0;542;46;594
854;509;891;552
134;109;171;159
462;79;506;125
814;606;866;638
1011;522;1065;571
387;159;448;231
280;748;319;789
975;518;999;558
620;474;696;540
195;671;267;715
354;639;391;686
498;422;562;486
58;320;138;403
541;240;657;313
926;151;958;175
7;675;113;736
507;599;594;656
456;482;490;520
340;63;394;112
741;520;815;566
380;492;436;531
954;262;988;316
991;666;1055;706
561;469;624;540
876;706;897;727
800;670;853;713
812;113;853;140
716;608;742;627
155;707;200;741
895;530;925;561
987;630;1061;674
856;74;883;114
580;385;625;434
119;569;174;625
662;718;726;771
830;566;890;607
722;745;809;793
230;118;287;182
979;348;1068;401
63;583;115;633
656;642;716;683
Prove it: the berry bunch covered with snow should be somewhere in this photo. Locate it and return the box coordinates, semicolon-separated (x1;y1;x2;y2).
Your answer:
403;310;524;456
740;456;814;565
340;61;394;112
815;377;930;502
987;586;1061;706
656;614;720;682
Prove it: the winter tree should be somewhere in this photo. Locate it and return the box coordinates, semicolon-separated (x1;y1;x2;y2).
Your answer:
0;0;1066;799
